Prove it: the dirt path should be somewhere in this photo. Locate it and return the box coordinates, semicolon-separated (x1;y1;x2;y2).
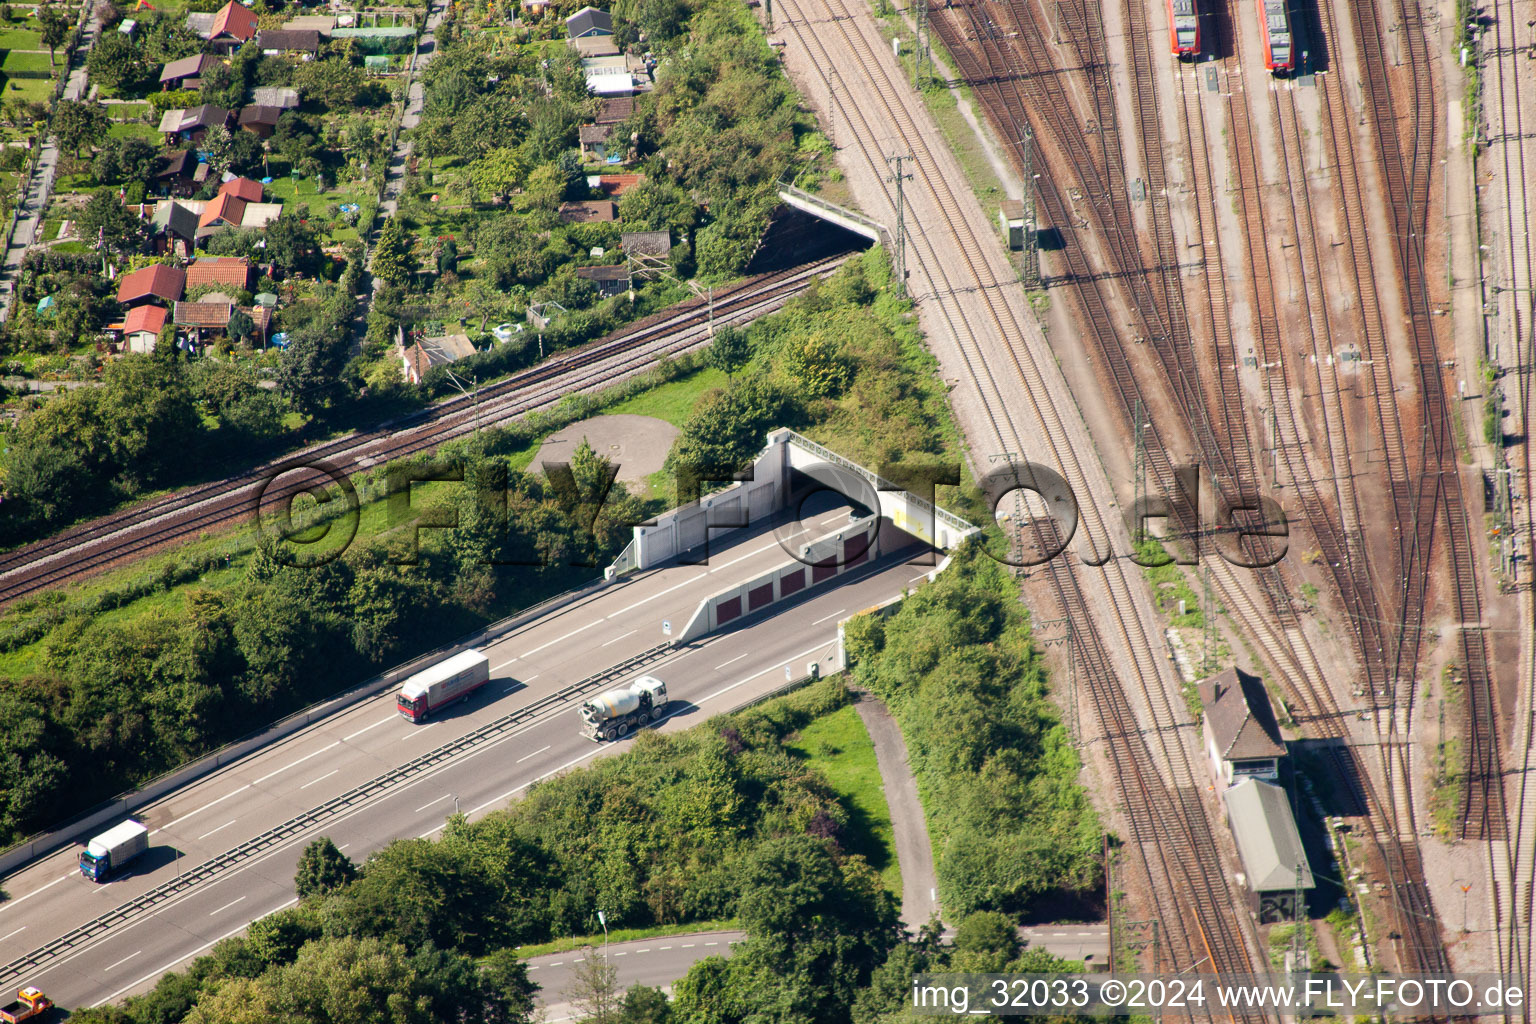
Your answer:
851;688;940;930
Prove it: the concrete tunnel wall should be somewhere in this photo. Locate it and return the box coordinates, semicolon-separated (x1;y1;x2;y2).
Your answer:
675;517;914;643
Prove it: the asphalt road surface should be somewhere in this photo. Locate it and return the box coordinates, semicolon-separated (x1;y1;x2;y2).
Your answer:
0;505;941;1008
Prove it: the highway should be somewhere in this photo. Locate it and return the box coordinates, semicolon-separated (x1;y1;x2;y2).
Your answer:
527;931;747;1021
0;502;939;1008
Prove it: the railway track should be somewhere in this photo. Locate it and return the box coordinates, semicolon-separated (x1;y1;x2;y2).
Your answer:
851;0;1269;993
1345;0;1506;847
1476;0;1536;987
0;255;851;607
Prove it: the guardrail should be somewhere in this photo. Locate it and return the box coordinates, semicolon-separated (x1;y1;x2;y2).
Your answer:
0;572;613;880
0;639;676;988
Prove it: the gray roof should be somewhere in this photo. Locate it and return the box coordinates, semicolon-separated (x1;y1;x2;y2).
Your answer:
250;87;300;109
158;105;230;133
185;10;216;36
565;5;613;37
257;28;321;52
576;264;628;282
1224;779;1314;892
1198;667;1285;761
160;53;217;83
151;201;199;240
622;230;670;256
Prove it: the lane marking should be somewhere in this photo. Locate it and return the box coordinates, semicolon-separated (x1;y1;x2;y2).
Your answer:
0;926;25;941
705;941;719;946
414;795;450;813
491;655;519;672
98;898;298;1005
252;741;341;786
908;572;931;584
600;629;638;648
519;620;599;659
515;745;551;764
208;896;247;917
809;607;847;626
157;786;250;832
714;652;750;670
337;844;350;851
104;950;142;972
299;770;340;790
682;943;696;948
196;819;237;841
613;951;627;956
658;945;672;950
343;716;394;742
0;872;72;913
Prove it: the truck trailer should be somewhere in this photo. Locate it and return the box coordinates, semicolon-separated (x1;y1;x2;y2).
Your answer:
396;649;491;723
0;988;52;1023
78;820;148;882
580;675;668;740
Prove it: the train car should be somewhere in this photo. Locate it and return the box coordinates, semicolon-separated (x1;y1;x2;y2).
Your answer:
1168;0;1199;58
1256;0;1293;73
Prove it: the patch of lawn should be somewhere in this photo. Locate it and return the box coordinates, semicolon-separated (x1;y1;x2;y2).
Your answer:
2;75;52;102
108;121;160;141
109;102;150;120
602;365;726;426
784;703;901;895
0;29;43;48
1;50;52;73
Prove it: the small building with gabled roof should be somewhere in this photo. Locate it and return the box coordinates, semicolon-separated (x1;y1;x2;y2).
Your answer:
186;256;252;291
219;177;264;203
121;304;168;353
1222;778;1314;923
150;201;199;257
565;5;613;38
159;53;220;90
116;263;186;307
256;28;322;56
204;0;258;50
1197;666;1286;786
250;86;301;109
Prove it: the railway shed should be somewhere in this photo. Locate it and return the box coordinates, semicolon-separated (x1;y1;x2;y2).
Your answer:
1198;666;1285;787
1222;778;1314;923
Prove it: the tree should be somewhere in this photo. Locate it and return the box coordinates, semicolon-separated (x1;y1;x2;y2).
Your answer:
565;947;621;1024
76;188;148;259
294;836;357;900
51;100;110;159
94;353;201;486
469;147;528;203
272;110;322;167
705;325;750;379
264;214;320;276
276;324;351;415
521;162;567;212
226;308;255;346
91;135;159;186
620;985;674;1024
38;6;69;65
436;238;458;276
293;58;367;111
87;31;152;92
371;216;413;287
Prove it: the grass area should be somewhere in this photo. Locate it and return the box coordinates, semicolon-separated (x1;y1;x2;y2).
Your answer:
1;49;52;73
0;28;43;48
602;365;726;425
108;120;161;141
512;918;740;959
2;75;52;102
784;702;901;895
109;102;150;120
262;172;373;208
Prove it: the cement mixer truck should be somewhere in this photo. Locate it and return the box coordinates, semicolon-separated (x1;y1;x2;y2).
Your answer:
580;675;668;741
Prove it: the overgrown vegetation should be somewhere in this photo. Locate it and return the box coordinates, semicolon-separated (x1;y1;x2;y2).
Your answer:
841;544;1102;919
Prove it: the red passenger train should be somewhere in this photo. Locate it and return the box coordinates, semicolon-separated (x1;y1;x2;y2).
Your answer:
1256;0;1294;73
1167;0;1199;57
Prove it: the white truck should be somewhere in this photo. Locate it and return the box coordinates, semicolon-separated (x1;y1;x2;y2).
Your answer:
580;675;669;741
78;820;149;882
396;649;491;723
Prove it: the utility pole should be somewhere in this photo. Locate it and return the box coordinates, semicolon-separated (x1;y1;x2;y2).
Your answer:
1202;563;1215;675
1132;399;1147;545
1289;863;1307;970
886;154;913;297
914;0;928;88
1037;616;1077;739
765;0;771;28
1019;127;1040;288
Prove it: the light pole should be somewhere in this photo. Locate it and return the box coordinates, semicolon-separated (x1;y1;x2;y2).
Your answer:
597;909;609;955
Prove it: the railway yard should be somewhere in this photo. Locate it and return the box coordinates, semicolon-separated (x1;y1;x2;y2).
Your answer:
1;0;1534;1010
775;0;1536;996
